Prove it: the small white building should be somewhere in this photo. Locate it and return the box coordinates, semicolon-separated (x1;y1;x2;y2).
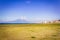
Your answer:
53;20;60;23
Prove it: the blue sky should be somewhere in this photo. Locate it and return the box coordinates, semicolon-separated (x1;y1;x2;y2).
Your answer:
0;0;60;23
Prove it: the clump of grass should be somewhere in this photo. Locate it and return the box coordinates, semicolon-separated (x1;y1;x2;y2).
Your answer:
31;36;36;38
30;30;34;32
52;35;57;37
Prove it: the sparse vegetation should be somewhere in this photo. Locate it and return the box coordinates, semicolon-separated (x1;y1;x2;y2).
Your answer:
0;23;60;40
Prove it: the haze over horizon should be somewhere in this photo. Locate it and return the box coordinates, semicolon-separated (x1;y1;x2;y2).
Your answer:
0;0;60;23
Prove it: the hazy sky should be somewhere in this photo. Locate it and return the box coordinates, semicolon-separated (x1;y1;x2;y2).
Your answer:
0;0;60;23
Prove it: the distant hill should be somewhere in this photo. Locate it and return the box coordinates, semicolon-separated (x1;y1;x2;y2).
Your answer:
0;19;28;23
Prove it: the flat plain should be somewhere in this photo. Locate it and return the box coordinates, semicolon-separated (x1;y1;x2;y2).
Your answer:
0;23;60;40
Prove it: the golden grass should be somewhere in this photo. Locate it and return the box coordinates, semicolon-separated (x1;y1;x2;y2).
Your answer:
0;24;60;40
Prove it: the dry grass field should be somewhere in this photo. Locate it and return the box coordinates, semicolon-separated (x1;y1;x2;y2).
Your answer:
0;23;60;40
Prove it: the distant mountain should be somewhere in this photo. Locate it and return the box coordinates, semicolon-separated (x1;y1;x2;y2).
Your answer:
0;19;28;23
